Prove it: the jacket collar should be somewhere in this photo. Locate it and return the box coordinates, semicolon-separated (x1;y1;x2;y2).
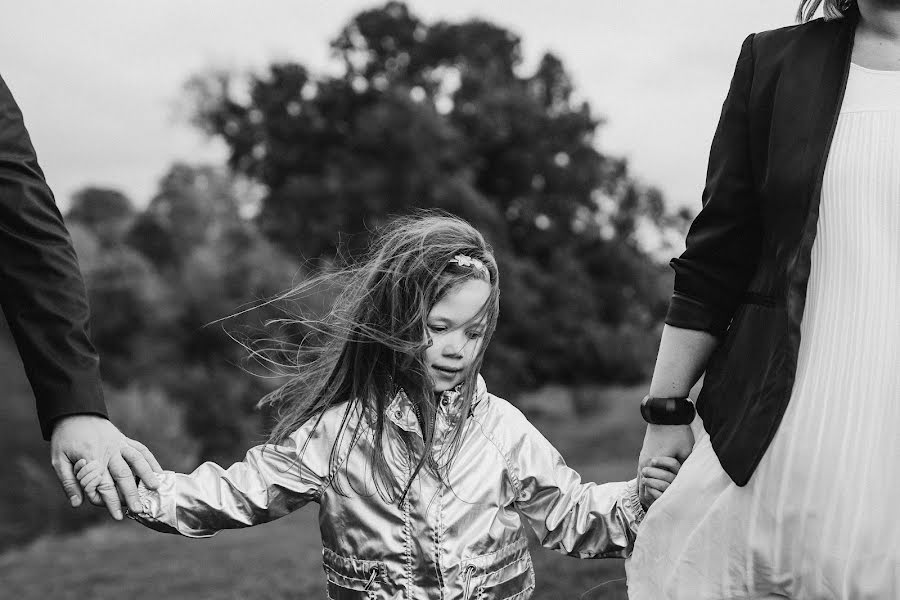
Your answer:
386;374;487;434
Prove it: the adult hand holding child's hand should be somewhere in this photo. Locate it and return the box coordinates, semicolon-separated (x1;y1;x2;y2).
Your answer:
637;424;693;508
639;456;682;508
50;415;162;520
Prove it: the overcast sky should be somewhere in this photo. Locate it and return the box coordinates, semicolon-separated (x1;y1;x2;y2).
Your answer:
1;1;801;212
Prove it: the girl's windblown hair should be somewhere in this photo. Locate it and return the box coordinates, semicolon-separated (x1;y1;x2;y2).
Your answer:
255;212;500;501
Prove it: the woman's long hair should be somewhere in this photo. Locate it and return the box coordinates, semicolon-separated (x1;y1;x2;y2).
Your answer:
254;212;500;502
796;0;856;22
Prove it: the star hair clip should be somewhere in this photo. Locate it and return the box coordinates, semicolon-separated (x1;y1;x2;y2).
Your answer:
449;254;490;279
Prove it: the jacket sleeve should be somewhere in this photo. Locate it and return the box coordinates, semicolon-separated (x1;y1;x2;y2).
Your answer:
0;73;106;438
507;408;644;559
127;416;335;538
666;33;762;337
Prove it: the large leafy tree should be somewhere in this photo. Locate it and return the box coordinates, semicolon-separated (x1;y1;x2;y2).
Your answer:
185;2;685;394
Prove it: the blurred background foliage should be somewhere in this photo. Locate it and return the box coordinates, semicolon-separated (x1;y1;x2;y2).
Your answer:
0;1;688;552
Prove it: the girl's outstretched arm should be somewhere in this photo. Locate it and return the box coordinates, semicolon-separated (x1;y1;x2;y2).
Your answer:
504;406;676;559
76;410;342;538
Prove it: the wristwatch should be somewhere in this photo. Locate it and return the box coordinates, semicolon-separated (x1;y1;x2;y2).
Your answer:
640;395;696;425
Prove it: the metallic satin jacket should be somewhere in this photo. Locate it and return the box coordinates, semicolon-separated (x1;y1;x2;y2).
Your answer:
130;376;644;599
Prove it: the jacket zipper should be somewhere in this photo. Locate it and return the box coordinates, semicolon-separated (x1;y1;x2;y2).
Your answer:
364;568;377;590
461;564;477;600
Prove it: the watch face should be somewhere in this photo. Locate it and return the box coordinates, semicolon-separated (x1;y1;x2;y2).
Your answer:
641;396;695;425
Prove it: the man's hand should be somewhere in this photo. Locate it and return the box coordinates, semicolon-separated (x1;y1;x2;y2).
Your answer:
637;424;693;508
49;415;162;520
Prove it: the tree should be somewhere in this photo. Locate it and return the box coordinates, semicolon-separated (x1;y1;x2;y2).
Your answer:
66;187;136;246
185;2;686;394
82;245;181;385
126;164;244;269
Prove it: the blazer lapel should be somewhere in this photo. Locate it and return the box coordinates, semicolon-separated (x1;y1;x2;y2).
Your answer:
786;7;858;349
767;9;857;224
803;7;858;214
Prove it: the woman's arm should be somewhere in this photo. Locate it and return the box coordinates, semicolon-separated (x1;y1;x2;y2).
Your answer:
667;33;760;335
636;325;718;506
636;33;762;499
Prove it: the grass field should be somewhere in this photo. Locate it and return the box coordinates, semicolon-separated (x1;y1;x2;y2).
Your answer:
0;385;646;599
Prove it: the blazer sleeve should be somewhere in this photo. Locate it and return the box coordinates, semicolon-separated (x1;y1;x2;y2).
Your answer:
0;73;106;439
666;34;763;337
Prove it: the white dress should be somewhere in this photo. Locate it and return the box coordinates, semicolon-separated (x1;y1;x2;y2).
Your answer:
626;63;900;600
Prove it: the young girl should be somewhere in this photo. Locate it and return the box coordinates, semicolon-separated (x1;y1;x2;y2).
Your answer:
76;214;679;599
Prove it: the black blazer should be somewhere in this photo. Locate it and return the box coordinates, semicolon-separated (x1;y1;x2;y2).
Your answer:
0;74;106;439
666;9;860;486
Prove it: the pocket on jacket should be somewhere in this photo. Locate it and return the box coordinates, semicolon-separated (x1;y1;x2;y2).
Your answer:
322;547;385;600
460;538;535;600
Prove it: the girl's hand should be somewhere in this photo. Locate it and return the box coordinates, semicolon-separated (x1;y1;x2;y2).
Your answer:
74;458;113;507
639;456;681;508
637;423;693;507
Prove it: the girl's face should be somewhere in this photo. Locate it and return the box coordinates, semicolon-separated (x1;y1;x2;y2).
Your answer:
424;278;491;393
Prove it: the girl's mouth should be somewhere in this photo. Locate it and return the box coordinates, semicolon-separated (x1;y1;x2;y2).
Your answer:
432;365;462;375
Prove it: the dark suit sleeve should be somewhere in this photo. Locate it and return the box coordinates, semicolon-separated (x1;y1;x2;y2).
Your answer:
666;34;762;337
0;73;107;439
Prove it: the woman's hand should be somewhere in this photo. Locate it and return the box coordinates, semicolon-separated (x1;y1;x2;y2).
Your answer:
637;424;694;508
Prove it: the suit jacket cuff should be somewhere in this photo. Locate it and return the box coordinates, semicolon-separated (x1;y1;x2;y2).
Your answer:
37;376;108;440
665;291;733;337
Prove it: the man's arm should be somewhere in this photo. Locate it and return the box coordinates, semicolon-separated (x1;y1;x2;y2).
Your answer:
0;73;159;518
0;75;106;437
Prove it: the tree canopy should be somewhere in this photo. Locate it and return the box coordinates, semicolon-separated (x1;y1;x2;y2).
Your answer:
0;3;690;549
185;2;683;394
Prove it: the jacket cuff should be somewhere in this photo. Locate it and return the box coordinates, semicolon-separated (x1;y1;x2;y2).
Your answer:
38;378;108;440
664;291;733;337
124;472;200;536
624;479;646;526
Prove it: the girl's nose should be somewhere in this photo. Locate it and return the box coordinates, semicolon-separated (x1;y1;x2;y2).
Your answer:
441;335;465;358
